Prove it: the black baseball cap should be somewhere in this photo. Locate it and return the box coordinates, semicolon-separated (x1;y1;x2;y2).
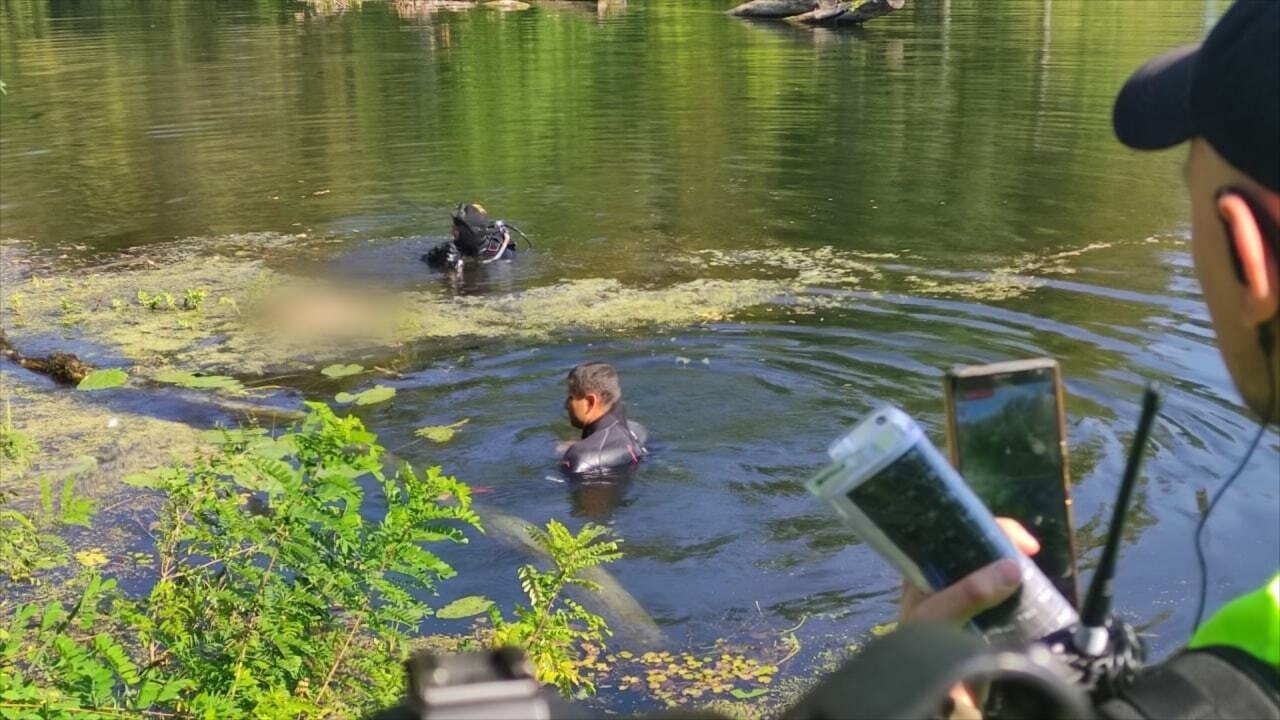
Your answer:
1113;0;1279;192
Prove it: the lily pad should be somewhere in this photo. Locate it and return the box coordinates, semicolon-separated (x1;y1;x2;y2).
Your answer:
436;595;494;620
335;385;396;406
730;688;770;700
76;368;128;391
321;363;365;379
153;369;244;393
415;419;469;444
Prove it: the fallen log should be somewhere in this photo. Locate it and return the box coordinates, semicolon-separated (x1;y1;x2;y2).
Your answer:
728;0;817;19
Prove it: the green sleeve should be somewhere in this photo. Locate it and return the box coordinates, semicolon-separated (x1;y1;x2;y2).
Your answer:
1188;573;1280;671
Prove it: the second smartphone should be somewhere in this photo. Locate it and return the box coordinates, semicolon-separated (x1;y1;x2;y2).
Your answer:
943;358;1081;607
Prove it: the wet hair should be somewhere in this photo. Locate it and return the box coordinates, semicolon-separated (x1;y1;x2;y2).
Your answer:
566;362;622;406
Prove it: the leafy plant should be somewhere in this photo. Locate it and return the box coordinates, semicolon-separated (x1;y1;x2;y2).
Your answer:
136;289;177;311
1;403;482;718
1;400;37;474
182;288;208;311
0;474;95;584
489;520;621;696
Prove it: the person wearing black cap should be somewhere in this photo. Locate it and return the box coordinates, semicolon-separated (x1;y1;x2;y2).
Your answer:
898;1;1279;717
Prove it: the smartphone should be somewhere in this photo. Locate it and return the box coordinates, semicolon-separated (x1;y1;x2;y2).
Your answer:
944;358;1080;608
808;405;1079;644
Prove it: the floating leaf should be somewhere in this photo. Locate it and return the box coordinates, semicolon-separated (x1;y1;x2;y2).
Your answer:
76;368;128;391
335;385;396;406
153;369;243;392
321;363;365;379
730;688;770;700
75;548;109;567
436;595;494;620
415;419;469;444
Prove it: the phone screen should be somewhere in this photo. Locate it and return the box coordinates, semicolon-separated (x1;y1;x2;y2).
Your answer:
948;364;1079;606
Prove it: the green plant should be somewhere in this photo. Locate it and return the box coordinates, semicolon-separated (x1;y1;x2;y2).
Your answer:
489;520;621;697
136;289;176;311
0;400;37;475
182;288;208;311
0;474;95;584
1;403;483;718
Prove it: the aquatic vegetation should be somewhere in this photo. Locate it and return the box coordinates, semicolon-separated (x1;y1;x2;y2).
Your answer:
612;644;781;707
0;400;37;474
75;368;128;391
136;288;178;311
321;362;365;378
151;369;243;393
416;418;469;443
182;288;208;310
335;384;396;406
490;520;621;697
436;595;495;620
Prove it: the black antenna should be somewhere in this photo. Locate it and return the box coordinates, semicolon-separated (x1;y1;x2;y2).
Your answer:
1080;385;1162;629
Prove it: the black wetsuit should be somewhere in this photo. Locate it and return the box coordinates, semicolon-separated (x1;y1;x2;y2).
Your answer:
561;404;648;475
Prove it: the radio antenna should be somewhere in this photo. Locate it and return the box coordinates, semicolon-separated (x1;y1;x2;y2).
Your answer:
1080;384;1162;633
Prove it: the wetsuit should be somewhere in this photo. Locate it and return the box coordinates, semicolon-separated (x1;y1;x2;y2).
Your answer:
561;404;648;475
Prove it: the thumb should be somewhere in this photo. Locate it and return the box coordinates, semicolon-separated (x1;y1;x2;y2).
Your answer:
905;559;1023;624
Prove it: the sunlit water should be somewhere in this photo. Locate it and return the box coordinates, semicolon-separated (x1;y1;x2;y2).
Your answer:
2;0;1277;710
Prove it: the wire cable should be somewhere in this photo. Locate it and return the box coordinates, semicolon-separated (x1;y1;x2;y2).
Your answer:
1191;343;1277;631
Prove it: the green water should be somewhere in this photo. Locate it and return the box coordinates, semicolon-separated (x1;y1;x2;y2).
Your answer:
2;0;1277;712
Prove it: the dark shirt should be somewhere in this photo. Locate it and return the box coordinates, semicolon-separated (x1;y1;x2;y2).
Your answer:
561;404;649;475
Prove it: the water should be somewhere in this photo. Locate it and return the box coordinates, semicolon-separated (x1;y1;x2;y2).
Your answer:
2;0;1277;708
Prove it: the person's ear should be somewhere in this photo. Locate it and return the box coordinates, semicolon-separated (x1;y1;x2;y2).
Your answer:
1217;190;1280;328
584;392;600;413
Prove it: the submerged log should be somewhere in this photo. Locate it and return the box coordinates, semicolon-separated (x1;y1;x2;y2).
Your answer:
728;0;817;19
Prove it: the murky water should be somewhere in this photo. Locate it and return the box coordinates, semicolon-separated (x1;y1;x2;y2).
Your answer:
2;0;1277;710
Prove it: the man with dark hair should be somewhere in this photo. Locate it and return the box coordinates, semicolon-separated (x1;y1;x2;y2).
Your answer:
561;362;649;475
900;2;1278;716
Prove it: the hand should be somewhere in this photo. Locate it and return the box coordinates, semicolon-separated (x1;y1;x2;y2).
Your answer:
899;517;1040;624
897;518;1040;719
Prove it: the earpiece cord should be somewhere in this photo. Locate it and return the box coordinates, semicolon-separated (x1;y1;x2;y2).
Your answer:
1191;341;1277;631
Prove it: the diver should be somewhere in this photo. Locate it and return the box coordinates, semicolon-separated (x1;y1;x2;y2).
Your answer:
421;202;528;273
560;362;649;475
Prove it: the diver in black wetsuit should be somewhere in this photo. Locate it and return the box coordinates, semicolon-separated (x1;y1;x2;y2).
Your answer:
421;203;522;273
560;362;648;475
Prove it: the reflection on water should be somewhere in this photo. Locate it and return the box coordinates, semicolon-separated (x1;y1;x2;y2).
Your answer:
2;0;1277;707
